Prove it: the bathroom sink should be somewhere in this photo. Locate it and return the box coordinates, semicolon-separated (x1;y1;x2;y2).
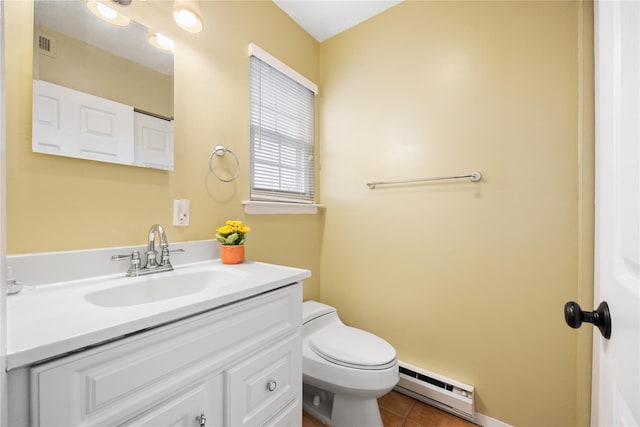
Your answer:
85;268;247;307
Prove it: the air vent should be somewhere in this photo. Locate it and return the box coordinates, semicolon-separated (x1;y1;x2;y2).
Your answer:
38;33;57;58
395;361;475;421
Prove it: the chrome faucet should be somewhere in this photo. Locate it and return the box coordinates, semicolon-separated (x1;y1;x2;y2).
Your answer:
146;223;168;269
111;224;184;277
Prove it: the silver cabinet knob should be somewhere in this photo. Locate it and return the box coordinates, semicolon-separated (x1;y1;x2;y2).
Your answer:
267;380;277;392
196;413;207;427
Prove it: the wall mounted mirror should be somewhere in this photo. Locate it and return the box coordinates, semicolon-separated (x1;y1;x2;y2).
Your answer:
32;0;175;170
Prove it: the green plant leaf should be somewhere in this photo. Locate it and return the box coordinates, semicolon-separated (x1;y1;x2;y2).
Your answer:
238;237;246;245
225;233;239;245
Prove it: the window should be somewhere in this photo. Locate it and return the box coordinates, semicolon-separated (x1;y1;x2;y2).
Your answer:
249;44;317;204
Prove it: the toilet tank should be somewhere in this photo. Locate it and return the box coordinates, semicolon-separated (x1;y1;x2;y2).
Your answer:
303;301;338;325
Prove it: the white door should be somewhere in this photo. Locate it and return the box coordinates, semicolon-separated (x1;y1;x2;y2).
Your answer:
593;0;640;425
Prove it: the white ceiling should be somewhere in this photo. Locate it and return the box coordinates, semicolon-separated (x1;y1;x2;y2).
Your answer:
273;0;403;42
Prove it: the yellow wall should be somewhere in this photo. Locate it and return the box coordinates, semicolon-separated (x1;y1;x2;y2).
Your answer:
4;0;323;301
318;1;594;426
35;25;173;117
5;0;595;425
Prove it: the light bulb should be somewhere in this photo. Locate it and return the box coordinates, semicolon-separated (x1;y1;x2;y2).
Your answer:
149;32;175;51
156;33;174;50
96;2;118;20
86;0;131;26
172;0;203;33
174;9;197;29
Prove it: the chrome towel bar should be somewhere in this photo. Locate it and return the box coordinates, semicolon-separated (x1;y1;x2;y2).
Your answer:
366;171;482;189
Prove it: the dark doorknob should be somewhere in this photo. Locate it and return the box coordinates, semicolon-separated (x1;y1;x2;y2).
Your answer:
564;301;611;339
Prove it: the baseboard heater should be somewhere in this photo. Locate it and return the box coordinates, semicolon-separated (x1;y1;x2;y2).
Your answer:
395;361;475;422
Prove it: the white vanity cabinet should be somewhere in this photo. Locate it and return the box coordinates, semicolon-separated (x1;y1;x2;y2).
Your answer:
25;284;302;427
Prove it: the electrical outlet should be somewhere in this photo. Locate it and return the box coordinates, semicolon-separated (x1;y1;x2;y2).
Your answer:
173;199;190;226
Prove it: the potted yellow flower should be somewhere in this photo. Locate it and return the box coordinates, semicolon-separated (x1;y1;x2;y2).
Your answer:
216;220;250;264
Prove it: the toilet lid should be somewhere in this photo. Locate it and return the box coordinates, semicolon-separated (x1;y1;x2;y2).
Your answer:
309;325;396;370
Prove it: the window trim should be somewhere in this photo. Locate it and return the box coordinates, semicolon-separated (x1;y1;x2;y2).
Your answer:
248;43;318;212
248;43;318;95
242;200;324;215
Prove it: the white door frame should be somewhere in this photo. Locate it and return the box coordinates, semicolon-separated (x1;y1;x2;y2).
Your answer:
0;0;8;425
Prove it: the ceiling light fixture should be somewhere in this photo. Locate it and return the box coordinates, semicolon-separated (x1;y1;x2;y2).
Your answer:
86;0;131;27
173;0;203;33
149;32;175;51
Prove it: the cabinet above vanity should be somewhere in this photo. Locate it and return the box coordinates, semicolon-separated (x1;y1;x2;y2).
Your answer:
33;80;174;169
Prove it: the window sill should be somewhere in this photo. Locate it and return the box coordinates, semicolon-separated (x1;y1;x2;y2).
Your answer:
242;200;324;215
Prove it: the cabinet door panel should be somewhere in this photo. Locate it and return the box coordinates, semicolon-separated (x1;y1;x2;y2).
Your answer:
32;81;76;154
120;374;222;427
227;334;301;427
263;398;302;427
32;80;134;164
32;93;63;153
134;112;174;170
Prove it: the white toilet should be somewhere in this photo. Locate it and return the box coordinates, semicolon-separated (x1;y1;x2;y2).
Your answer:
302;301;399;427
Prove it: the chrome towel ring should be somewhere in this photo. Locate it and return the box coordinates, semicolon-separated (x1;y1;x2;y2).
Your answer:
208;145;240;182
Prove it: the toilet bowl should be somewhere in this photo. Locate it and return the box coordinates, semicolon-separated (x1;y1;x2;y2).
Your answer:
302;301;399;427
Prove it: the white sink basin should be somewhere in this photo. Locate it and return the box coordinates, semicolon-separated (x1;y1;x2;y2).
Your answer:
85;268;247;307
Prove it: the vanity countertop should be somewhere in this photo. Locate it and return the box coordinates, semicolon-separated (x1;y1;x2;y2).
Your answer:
6;259;310;370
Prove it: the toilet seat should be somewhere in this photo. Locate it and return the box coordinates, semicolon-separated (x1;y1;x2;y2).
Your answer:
309;325;396;370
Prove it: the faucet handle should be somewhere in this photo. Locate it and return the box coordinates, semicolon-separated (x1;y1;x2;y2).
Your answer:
160;247;185;267
111;250;141;262
111;250;142;277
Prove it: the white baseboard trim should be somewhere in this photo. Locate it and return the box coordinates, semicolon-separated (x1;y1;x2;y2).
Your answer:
474;412;513;427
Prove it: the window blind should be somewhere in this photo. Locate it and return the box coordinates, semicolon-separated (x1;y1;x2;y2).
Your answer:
249;55;315;203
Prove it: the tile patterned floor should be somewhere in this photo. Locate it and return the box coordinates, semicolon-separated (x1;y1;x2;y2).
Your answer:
302;390;479;427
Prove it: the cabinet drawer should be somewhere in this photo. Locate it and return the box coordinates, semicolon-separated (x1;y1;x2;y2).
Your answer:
263;398;302;427
120;373;222;427
227;334;301;427
31;285;301;426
